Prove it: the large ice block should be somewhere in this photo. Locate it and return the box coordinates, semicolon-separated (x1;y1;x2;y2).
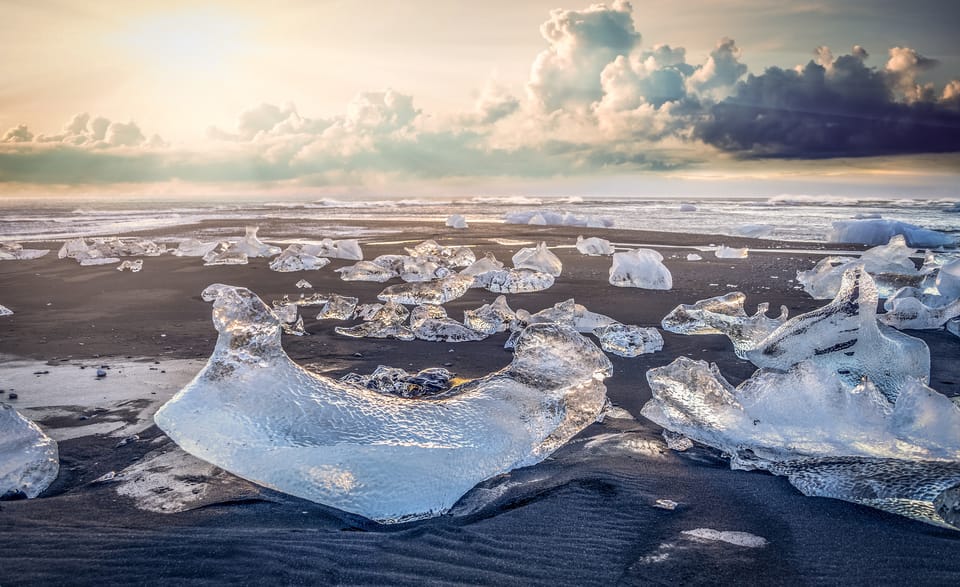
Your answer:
155;284;612;522
377;274;474;305
608;249;672;290
512;242;562;277
879;292;960;330
829;219;954;247
661;292;788;358
405;240;475;268
797;236;930;299
0;404;59;499
172;238;219;257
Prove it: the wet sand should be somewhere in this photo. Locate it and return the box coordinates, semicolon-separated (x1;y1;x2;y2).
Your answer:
1;221;958;585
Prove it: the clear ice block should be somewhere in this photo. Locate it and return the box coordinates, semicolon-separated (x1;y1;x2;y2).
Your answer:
575;236;613;256
377;274;474;305
714;245;748;259
593;324;664;357
608;249;672;290
335;261;397;282
463;296;516;334
0;404;59;499
269;245;331;272
116;259;143;272
661;292;788;358
512;242;562;277
410;305;487;342
482;269;555;294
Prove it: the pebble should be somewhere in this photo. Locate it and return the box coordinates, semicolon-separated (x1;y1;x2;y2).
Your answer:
96;369;107;378
7;393;18;400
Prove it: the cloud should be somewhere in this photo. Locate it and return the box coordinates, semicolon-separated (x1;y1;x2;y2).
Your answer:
2;124;33;143
694;47;960;157
685;37;748;97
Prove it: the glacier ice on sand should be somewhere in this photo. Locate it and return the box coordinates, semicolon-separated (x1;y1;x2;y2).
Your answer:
0;404;59;499
575;236;614;256
511;242;562;277
0;242;49;260
268;245;331;272
154;284;613;523
378;274;474;305
608;249;672;290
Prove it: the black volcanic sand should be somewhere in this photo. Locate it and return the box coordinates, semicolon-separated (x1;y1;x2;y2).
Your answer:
1;221;959;586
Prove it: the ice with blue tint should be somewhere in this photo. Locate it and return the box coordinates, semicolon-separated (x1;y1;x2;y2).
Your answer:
880;287;960;330
155;284;612;522
608;249;672;290
446;214;468;229
829;219;954;247
0;404;59;499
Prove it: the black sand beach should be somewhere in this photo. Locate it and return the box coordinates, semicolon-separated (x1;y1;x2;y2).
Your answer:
1;221;959;586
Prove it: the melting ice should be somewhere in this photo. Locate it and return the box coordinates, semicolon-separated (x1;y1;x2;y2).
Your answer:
0;405;59;499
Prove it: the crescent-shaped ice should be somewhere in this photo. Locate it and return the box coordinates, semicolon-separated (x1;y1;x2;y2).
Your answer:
155;284;613;523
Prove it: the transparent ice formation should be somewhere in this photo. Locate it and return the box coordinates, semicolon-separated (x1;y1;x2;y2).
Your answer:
116;259;143;272
460;253;506;288
575;236;613;256
339;366;455;398
486;269;556;293
463;296;516;334
593;324;664;357
937;259;960;299
231;226;281;258
378;274;474;305
410;305;487;342
686;253;702;261
301;238;363;261
642;357;960;529
0;242;50;260
314;294;359;320
512;242;562;277
522;298;618;333
797;236;930;299
58;236;166;262
335;301;414;340
733;224;774;238
0;404;59;499
661;292;788;358
405;240;475;268
202;244;248;266
446;214;468;229
171;238;219;257
336;261;397;282
295;279;312;289
0;304;12;317
714;245;748;259
154;284;613;522
829;219;954;247
608;249;672;290
879;290;960;330
268;245;331;272
398;257;452;282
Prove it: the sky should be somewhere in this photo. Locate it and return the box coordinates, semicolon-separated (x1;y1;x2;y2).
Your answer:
1;0;959;199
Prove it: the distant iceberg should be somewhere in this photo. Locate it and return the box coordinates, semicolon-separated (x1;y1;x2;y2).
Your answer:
829;219;954;247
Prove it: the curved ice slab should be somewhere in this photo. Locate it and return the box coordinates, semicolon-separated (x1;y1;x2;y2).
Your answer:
154;284;612;522
609;249;672;290
662;293;788;359
0;404;59;499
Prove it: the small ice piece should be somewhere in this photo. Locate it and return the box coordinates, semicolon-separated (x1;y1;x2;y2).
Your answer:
79;256;122;266
446;214;468;229
661;292;788;358
733;224;774;238
399;257;452;282
340;366;455;398
410;305;487;342
937;259;960;298
172;238;219;257
460;253;506;288
828;219;954;247
681;529;768;548
0;242;50;260
714;245;748;259
282;315;307;336
0;404;59;499
155;285;612;522
484;269;555;293
463;296;516;334
232;226;281;258
301;238;363;261
295;279;312;289
686;253;702;261
116;259;143;272
336;261;397;282
594;323;664;357
653;499;679;510
512;242;562;277
335;301;414;340
609;249;672;290
378;274;474;305
202;244;248;266
575;236;614;256
405;240;476;268
679;203;697;212
269;245;331;272
0;304;12;316
315;294;359;320
879;294;960;330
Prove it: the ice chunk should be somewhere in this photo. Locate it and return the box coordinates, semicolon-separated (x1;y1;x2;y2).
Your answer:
594;324;664;357
314;294;358;320
686;253;702;261
282;315;307;336
463;296;516;334
0;242;49;260
268;244;331;272
80;256;122;266
0;404;59;499
937;259;960;299
378;274;474;305
859;235;918;274
796;256;861;299
576;236;614;256
461;252;504;277
299;238;363;261
661;292;788;358
512;242;562;277
714;245;748;259
335;301;414;340
0;304;12;316
797;236;930;299
155;285;612;522
608;249;672;290
524;299;618;333
879;293;960;330
679;203;697;212
172;238;219;257
829;219;954;247
59;236;166;263
405;240;475;268
340;366;455;398
202;244;248;266
295;279;312;289
410;305;487;342
733;224;774;238
446;214;468;229
231;226;281;257
399;257;452;282
484;269;555;294
336;261;397;282
681;529;768;548
116;259;143;272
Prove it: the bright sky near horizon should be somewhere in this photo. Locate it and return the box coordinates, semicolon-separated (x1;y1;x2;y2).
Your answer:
1;0;959;198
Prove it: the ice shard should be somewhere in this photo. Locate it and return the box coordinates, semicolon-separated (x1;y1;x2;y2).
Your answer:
154;285;612;522
522;299;618;333
608;249;672;290
202;244;248;266
232;226;281;257
661;292;789;358
463;296;516;334
593;324;664;357
0;304;12;316
268;245;331;272
512;242;562;277
295;279;312;289
714;245;748;259
405;240;476;268
335;261;397;282
0;242;49;260
410;305;487;342
398;257;452;282
446;214;468;229
378;274;474;305
116;259;143;272
575;236;614;256
482;269;555;293
0;404;59;499
172;238;219;257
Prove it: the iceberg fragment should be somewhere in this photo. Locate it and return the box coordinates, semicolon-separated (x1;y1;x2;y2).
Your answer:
445;214;468;229
268;245;331;272
714;245;748;259
336;261;397;282
593;324;664;357
796;236;929;299
155;285;612;522
608;249;672;290
661;292;788;358
378;274;474;305
463;296;516;334
410;305;487;342
0;242;49;260
482;269;555;293
879;291;960;330
405;240;475;268
58;236;166;263
937;259;960;299
335;301;414;340
0;304;12;316
829;219;954;247
231;226;281;257
171;238;219;257
314;294;359;320
0;404;59;499
686;253;702;261
202;244;248;266
679;203;697;212
947;318;960;338
295;279;312;289
116;259;143;272
512;242;562;277
398;257;452;282
523;298;618;333
575;236;614;256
